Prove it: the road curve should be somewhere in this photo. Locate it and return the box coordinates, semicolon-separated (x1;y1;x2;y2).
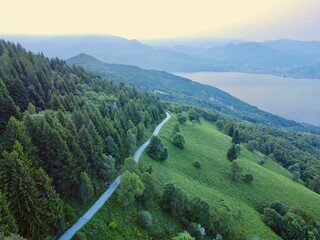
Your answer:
59;112;171;240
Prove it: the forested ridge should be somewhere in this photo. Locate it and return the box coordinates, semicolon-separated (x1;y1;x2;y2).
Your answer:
0;40;165;238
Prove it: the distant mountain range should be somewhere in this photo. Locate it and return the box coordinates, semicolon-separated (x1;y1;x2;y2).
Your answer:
67;53;320;134
3;35;320;78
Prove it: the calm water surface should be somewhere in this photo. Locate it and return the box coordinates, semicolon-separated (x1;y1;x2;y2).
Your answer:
176;72;320;126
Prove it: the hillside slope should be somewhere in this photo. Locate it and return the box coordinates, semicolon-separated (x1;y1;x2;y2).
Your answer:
67;53;320;134
140;116;320;239
79;115;320;239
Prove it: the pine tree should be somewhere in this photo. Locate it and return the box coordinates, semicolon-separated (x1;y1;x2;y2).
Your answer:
105;136;121;166
32;168;63;236
1;117;37;160
0;77;18;133
78;172;94;204
0;142;41;237
0;191;18;235
99;155;116;180
39;122;76;195
227;144;238;161
232;129;240;144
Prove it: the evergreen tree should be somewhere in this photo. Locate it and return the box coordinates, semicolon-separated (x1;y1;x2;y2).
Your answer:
105;136;121;166
1;117;37;160
87;122;104;175
99;155;116;180
0;77;18;133
78;172;94;204
232;129;240;144
0;142;41;237
32;168;63;236
39;122;76;195
0;191;18;235
227;144;238;161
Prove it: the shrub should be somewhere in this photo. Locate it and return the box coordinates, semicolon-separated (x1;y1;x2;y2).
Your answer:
146;136;168;161
138;211;153;229
177;115;187;124
73;232;87;240
172;123;181;135
193;161;202;169
242;174;254;184
173;133;186;149
108;220;117;230
270;202;287;216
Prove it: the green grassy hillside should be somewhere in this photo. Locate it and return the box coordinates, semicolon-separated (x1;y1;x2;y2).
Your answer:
140;116;320;239
79;115;320;239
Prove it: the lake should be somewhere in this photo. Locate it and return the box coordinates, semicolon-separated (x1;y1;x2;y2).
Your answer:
175;72;320;126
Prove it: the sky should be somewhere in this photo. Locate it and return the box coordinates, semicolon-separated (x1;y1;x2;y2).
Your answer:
0;0;319;41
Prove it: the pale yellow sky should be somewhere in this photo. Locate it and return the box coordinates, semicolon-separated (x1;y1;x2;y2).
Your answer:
1;0;319;40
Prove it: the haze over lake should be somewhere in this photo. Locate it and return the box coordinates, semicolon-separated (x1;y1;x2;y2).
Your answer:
176;72;320;126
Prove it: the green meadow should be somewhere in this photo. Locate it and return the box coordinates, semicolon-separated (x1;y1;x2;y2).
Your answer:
139;116;320;239
81;115;320;239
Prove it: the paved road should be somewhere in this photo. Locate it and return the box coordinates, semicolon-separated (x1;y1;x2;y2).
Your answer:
59;112;171;240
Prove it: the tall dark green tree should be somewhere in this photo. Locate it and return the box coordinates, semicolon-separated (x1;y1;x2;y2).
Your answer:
105;136;121;167
0;78;18;133
0;142;41;237
232;129;240;144
227;144;238;161
0;191;18;235
78;172;94;204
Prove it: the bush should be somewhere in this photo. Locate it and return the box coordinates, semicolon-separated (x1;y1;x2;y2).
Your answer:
138;211;152;229
193;161;202;169
177;115;187;124
108;220;117;230
173;133;185;149
73;232;87;240
242;174;254;184
269;202;287;216
146;136;168;161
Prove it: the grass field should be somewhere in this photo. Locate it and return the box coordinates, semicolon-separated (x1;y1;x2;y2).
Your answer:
139;116;320;240
80;115;320;239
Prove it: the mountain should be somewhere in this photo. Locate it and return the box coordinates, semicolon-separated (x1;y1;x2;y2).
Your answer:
5;35;319;77
67;53;320;133
204;42;316;68
7;35;219;72
262;39;320;59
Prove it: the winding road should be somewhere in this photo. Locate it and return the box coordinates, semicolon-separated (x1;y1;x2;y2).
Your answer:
59;112;171;240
